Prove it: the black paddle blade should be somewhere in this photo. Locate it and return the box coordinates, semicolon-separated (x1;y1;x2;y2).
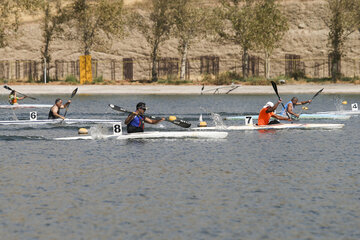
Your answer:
312;88;324;100
4;85;12;91
169;118;191;128
109;104;129;113
71;88;78;98
270;81;280;99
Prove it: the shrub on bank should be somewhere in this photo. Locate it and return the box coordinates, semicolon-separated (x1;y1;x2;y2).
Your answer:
65;75;78;84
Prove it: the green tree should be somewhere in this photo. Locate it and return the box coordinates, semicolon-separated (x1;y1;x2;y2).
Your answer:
217;0;257;78
171;0;216;80
40;0;66;78
253;0;288;79
129;0;173;82
327;0;358;82
0;0;40;47
68;0;125;55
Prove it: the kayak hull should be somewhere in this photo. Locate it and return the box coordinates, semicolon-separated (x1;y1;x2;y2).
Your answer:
54;131;228;140
0;104;53;109
0;119;121;126
193;123;344;131
225;113;350;120
317;111;360;115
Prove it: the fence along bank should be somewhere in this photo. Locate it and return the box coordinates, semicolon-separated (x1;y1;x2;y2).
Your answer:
0;55;359;82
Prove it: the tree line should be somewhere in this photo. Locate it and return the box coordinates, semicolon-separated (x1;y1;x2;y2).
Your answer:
1;0;360;82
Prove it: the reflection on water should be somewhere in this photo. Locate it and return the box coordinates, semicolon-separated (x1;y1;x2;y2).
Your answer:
0;94;359;239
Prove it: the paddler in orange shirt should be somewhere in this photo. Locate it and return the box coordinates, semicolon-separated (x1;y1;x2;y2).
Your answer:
258;100;291;126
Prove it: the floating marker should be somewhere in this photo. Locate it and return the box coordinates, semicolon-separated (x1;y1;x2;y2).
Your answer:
78;128;88;135
198;114;207;127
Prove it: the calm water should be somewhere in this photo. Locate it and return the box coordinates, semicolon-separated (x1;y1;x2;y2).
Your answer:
0;93;359;239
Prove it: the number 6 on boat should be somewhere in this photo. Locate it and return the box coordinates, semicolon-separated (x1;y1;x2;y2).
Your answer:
30;111;37;121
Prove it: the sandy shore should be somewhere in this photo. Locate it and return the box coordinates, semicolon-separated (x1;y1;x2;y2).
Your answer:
1;84;359;95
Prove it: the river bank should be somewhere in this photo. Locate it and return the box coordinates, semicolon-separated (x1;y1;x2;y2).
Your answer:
0;84;360;95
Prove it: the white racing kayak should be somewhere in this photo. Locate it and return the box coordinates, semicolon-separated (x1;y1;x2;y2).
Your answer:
0;104;53;109
0;119;121;126
193;123;344;131
54;131;228;140
317;110;360;115
224;113;350;120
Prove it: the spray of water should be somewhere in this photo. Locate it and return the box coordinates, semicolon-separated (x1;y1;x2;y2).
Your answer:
211;112;226;128
333;96;345;111
199;106;226;128
90;124;110;139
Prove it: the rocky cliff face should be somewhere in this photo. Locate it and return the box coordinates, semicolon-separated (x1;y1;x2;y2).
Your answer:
0;0;359;81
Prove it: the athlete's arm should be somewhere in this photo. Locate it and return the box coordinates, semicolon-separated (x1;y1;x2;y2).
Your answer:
144;117;165;124
273;114;291;121
295;100;311;105
287;103;299;117
62;100;71;108
266;100;282;113
125;112;137;125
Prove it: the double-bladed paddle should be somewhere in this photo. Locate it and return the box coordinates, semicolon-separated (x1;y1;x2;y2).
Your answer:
296;88;324;118
63;88;78;118
4;85;38;100
109;104;191;128
270;81;292;120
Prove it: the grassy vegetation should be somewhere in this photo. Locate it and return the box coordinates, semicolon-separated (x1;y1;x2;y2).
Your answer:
157;76;192;85
65;75;79;84
93;75;104;84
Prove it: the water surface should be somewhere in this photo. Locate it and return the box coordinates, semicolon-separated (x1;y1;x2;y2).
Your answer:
0;94;359;239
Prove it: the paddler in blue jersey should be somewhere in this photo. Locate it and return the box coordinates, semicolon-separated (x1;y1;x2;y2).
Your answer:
48;98;71;120
9;90;26;105
125;102;164;133
280;97;312;118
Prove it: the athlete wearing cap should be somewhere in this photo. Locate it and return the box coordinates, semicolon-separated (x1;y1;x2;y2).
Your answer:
258;100;291;125
125;102;165;133
280;97;312;118
48;98;71;119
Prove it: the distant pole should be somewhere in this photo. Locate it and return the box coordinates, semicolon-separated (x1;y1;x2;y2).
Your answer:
44;57;47;84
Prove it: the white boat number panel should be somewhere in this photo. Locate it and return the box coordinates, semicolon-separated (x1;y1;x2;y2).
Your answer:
352;103;358;111
30;111;38;121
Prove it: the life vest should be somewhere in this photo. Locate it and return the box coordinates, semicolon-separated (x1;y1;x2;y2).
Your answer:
127;114;145;133
48;106;60;119
9;95;18;105
280;101;295;115
258;107;275;125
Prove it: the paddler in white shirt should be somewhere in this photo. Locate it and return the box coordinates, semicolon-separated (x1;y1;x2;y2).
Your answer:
9;91;26;105
48;98;71;120
280;97;312;118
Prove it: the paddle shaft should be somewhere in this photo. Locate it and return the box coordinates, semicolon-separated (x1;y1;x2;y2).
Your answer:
63;88;78;117
109;104;191;128
4;85;37;100
271;81;292;119
298;88;324;116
